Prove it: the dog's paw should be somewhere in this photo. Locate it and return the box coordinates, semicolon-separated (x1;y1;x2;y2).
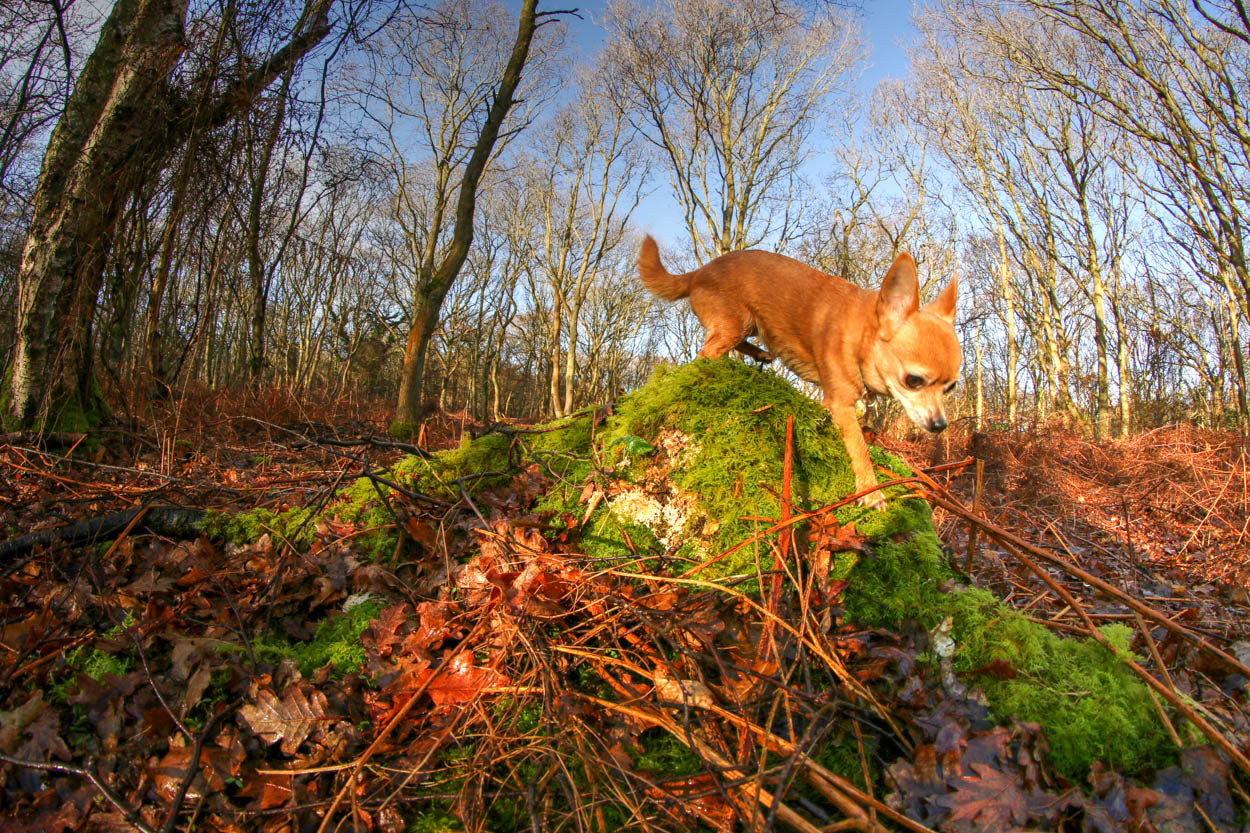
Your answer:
857;489;888;511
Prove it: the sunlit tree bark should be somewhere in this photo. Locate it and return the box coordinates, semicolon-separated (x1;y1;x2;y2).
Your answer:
5;0;333;429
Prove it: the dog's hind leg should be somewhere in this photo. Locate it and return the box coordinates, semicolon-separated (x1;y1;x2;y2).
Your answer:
698;330;743;359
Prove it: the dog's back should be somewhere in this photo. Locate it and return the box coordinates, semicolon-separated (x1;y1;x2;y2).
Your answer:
638;237;870;377
637;234;960;509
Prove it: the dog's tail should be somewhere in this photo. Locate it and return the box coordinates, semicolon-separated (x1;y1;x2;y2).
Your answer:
638;235;692;301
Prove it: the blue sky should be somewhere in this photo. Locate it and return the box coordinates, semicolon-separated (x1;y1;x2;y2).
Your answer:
561;0;919;248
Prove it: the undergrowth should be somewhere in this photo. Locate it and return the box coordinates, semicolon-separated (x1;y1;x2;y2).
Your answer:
199;358;1177;784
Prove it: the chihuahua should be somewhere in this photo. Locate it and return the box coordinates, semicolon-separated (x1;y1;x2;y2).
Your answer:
639;236;960;508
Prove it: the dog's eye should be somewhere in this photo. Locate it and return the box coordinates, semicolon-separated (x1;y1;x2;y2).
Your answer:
904;374;925;390
944;382;956;394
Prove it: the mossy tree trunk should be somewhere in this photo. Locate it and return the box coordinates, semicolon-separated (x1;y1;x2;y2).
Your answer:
5;0;332;430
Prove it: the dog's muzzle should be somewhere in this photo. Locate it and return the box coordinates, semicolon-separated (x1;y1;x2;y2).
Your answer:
926;416;947;433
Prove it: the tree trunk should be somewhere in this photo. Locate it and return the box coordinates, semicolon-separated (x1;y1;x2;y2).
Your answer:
548;303;563;418
4;0;332;429
389;0;540;435
993;219;1018;427
490;354;501;422
6;0;185;429
393;297;441;432
974;326;984;432
247;74;292;381
562;306;582;416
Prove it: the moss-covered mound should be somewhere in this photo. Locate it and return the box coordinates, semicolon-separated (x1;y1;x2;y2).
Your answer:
583;360;1171;777
206;358;1174;780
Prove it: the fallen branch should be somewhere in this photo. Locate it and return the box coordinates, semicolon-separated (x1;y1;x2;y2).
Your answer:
0;751;157;833
0;506;205;567
2;444;243;494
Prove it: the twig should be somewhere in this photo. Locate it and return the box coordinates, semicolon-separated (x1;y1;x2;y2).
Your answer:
914;476;1250;679
0;751;158;833
761;414;795;658
3;444;243;493
963;459;984;573
313;616;490;833
0;506;205;569
160;703;237;833
577;693;873;833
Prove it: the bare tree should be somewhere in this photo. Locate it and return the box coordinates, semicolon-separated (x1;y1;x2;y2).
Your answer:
357;0;558;435
525;67;648;417
605;0;861;261
4;0;338;430
957;0;1250;430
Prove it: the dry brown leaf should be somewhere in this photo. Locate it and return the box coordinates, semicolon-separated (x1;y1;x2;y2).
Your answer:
238;686;329;755
653;670;717;710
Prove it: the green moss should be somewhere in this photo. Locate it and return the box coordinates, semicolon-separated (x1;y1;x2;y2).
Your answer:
632;728;705;778
598;359;926;578
594;359;1173;780
405;807;463;833
810;730;881;794
49;641;135;704
842;534;1172;778
528;414;595;456
73;647;132;682
257;599;384;676
842;530;951;627
200;507;315;549
388;421;421;441
581;506;664;567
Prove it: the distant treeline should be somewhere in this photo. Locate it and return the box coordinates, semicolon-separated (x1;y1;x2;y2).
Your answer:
0;0;1245;436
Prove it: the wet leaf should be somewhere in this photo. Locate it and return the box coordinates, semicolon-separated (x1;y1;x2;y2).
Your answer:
937;762;1055;832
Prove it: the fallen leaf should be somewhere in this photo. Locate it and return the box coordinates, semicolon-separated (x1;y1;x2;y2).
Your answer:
239;686;329;755
937;762;1054;832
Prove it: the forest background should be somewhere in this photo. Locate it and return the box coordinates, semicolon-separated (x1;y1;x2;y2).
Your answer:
2;0;1247;441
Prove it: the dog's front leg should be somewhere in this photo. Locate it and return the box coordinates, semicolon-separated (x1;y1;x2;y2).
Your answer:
825;400;887;510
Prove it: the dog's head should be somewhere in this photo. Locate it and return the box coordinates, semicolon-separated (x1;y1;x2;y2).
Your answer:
865;252;961;433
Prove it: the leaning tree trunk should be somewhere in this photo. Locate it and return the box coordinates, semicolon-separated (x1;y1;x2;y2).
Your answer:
390;0;540;436
394;295;443;433
4;0;332;430
6;0;186;430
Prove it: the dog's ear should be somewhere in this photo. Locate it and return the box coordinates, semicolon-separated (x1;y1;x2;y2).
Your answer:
924;272;958;324
877;252;919;339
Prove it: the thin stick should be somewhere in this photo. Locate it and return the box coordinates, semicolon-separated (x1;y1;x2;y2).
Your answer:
963;459;984;573
762;414;795;657
0;752;157;833
914;476;1250;680
314;617;489;833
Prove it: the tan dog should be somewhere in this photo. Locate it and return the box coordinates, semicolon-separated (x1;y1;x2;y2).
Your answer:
639;236;960;509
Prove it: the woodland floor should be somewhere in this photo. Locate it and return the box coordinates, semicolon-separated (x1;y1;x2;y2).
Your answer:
1;385;1247;833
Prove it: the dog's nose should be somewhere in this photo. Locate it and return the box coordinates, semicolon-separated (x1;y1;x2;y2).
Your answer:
928;416;947;433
